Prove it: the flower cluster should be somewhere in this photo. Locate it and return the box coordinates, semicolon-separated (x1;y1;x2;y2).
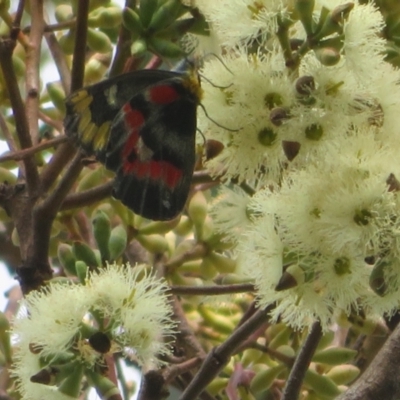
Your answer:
198;0;400;329
12;263;175;400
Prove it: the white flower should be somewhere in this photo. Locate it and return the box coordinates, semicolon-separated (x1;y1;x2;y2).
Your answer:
200;50;293;181
12;263;176;399
342;2;386;80
197;0;290;48
209;184;253;244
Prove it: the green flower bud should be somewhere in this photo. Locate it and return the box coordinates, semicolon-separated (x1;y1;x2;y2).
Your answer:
57;363;84;398
57;243;77;275
207;252;236;274
47;82;66;114
108;225;127;260
198;304;235;334
173;215;193;236
55;4;74;22
136;234;168;253
72;241;99;268
250;364;286;394
304;369;341;398
84;53;112;84
207;377;229;395
148;37;185;58
139;0;158;27
326;364;360;385
90;6;122;28
58;30;76;55
188;191;208;239
276;344;295;358
138;217;180;235
122;7;143;39
92;210;111;261
75;260;88;284
130;38;147;56
148;0;182;31
199;256;218;280
269;326;291;349
87;28;112;53
313;347;357;365
241;348;264;367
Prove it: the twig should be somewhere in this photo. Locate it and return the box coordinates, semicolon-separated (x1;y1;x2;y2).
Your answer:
38;109;64;131
179;308;269;400
39;0;90;193
70;0;89;92
61;181;113;210
24;20;76;33
25;0;45;146
32;152;84;264
0;39;39;191
163;357;203;383
165;242;208;270
109;0;136;77
172;297;206;359
0;111;18;152
281;321;323;400
43;32;71;93
169;283;255;296
0;136;68;163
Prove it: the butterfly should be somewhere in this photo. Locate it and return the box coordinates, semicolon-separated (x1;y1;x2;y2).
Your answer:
64;65;202;220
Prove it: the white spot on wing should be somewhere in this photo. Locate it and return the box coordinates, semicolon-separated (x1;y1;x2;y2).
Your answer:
105;85;118;107
137;137;154;161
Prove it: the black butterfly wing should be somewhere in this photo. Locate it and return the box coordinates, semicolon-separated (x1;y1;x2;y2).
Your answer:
105;77;198;220
64;70;182;163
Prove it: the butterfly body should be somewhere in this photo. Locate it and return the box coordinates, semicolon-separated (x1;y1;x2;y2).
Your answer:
65;67;201;220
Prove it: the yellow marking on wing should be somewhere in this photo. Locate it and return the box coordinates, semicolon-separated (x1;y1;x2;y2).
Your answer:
92;121;111;151
78;109;92;135
80;122;98;145
72;94;93;113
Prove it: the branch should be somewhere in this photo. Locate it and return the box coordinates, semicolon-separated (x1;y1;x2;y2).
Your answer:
61;181;113;210
38;0;89;193
0;39;39;192
43;32;71;93
0;136;67;163
281;321;323;400
70;0;89;92
179;308;269;400
32;152;83;266
169;283;255;296
25;0;45;146
109;0;136;77
337;323;400;400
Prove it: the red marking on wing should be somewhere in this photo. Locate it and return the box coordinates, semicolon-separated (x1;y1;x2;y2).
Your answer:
121;105;145;160
148;84;180;104
123;159;183;189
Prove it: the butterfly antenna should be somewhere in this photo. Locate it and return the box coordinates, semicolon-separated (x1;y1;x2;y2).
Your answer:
196;128;206;145
205;52;234;75
199;74;233;90
199;103;239;132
